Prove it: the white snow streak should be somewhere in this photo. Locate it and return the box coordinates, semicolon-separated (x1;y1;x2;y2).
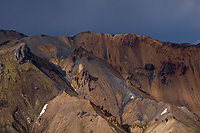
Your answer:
161;108;167;115
39;104;48;116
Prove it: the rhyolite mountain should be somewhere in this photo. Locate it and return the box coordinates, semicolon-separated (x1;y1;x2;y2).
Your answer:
0;30;200;133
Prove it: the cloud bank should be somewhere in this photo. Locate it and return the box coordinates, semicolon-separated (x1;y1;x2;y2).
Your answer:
0;0;200;43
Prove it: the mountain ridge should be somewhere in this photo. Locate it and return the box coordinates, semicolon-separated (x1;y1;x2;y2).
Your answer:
0;30;200;132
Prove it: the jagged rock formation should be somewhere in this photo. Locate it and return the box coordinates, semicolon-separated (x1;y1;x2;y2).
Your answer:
13;43;32;64
0;30;200;132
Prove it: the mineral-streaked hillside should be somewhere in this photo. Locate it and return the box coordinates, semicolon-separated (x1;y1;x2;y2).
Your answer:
0;30;200;133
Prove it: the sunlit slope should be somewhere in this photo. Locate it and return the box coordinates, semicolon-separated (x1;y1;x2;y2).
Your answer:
32;92;123;133
62;32;200;117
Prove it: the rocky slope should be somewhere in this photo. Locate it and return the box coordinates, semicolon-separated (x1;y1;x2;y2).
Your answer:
32;92;122;133
56;32;200;117
0;30;200;132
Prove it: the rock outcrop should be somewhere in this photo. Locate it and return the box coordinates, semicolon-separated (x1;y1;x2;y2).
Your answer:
13;43;32;64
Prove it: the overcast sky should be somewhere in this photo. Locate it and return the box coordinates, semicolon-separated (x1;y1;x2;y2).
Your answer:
0;0;200;44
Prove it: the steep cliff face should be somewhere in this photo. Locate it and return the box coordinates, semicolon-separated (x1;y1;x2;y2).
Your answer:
56;32;200;117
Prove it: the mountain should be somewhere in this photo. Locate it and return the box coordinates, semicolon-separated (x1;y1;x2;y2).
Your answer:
0;30;27;47
0;30;200;133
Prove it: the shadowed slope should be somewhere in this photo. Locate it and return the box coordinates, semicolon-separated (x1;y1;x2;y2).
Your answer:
19;35;73;61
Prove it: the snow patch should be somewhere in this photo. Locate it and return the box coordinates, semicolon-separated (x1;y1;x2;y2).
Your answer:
161;108;167;115
39;104;48;116
131;95;134;99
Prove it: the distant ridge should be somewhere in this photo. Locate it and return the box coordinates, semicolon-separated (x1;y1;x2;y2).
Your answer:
0;29;27;39
0;29;27;46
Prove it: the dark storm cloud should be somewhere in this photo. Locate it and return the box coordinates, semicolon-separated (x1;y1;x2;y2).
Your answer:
0;0;200;43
